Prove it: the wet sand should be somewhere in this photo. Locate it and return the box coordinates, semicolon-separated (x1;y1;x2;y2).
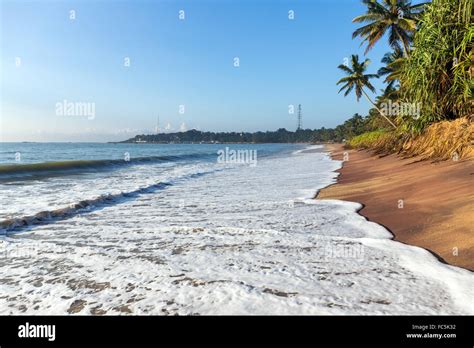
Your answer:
317;144;474;271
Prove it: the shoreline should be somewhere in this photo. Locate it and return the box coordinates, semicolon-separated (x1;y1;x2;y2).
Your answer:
317;144;474;271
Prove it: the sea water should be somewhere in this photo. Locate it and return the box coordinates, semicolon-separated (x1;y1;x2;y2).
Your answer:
0;143;472;314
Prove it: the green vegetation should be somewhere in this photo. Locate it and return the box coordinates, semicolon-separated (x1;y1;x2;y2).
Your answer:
347;129;389;148
352;0;425;55
377;47;403;94
340;0;473;160
399;0;473;133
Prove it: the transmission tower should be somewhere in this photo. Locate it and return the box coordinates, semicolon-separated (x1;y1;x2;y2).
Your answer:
297;104;302;130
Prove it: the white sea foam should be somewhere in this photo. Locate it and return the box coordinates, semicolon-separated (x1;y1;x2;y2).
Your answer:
0;145;472;315
291;144;323;155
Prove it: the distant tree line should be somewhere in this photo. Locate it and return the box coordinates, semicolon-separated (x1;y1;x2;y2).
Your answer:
121;113;372;144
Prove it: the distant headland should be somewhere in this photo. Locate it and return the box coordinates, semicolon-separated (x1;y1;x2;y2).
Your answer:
117;114;368;144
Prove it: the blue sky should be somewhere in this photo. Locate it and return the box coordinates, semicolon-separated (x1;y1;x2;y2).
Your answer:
2;0;395;142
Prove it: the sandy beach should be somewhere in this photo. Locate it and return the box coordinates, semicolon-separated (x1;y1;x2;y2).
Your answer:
317;144;474;271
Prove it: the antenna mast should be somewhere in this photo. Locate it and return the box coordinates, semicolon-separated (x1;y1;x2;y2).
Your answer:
297;104;302;130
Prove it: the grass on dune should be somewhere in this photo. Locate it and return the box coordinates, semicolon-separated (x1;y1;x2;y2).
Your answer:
347;117;474;161
347;129;389;149
402;117;474;160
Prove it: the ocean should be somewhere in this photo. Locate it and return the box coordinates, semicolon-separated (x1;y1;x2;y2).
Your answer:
0;143;472;314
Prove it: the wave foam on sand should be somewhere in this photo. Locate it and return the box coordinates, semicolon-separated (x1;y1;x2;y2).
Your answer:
0;146;472;315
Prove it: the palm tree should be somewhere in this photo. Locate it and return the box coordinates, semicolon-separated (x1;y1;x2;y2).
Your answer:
378;47;404;90
380;82;400;102
337;54;397;128
352;0;426;56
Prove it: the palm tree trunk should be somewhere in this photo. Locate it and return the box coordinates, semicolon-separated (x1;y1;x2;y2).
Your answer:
361;89;397;129
395;30;410;57
401;43;409;58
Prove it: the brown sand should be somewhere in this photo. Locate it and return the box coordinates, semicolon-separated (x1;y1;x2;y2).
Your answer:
317;144;474;271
